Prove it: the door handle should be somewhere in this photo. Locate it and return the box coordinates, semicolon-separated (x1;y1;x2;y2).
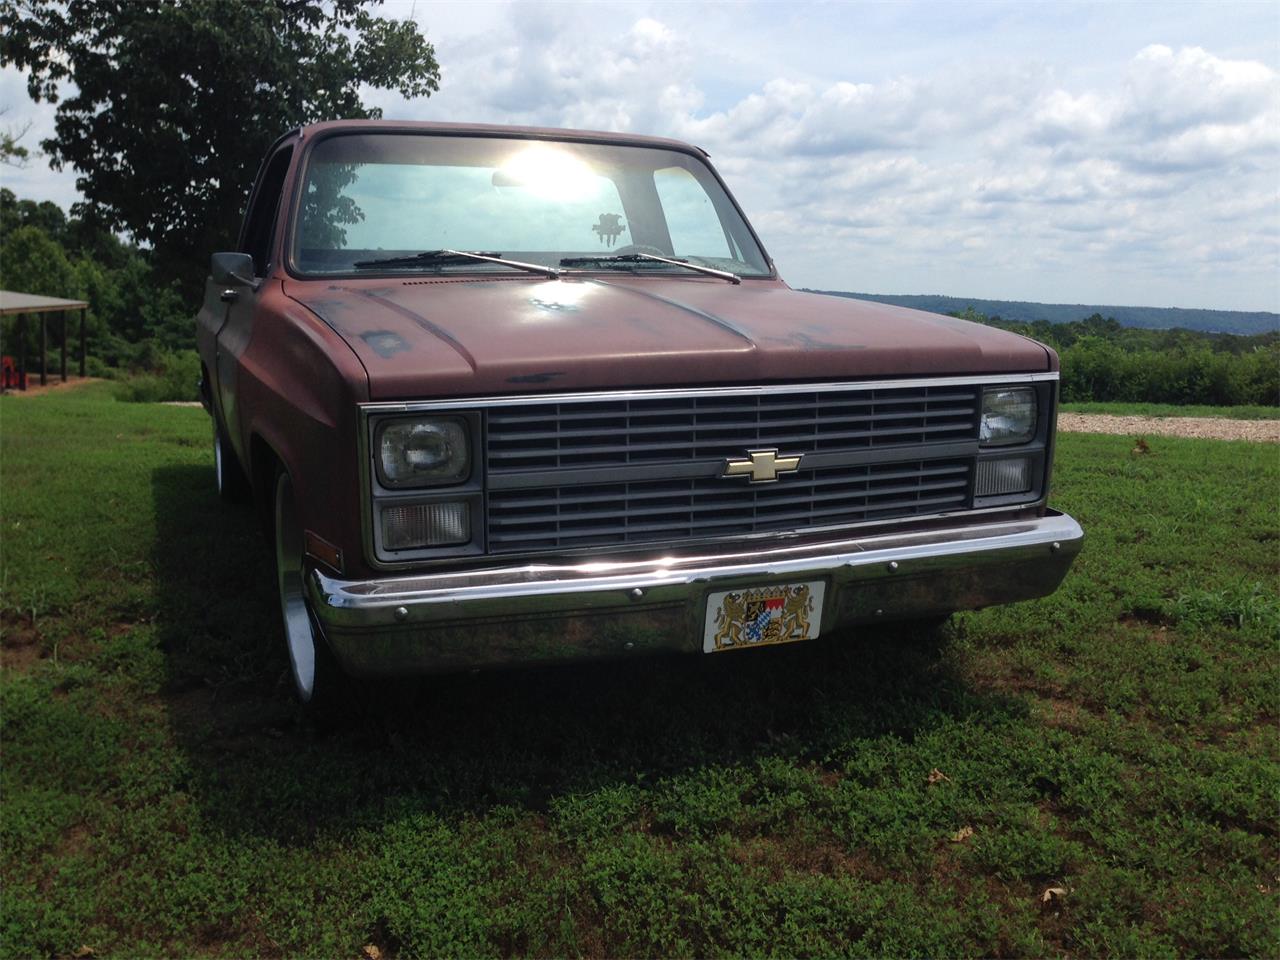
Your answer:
220;288;239;303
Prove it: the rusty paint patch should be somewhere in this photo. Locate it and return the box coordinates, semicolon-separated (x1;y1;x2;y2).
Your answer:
507;372;566;384
769;331;866;351
359;330;410;359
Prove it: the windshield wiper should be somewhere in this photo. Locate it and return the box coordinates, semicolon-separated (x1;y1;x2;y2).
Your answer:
560;253;740;284
353;249;560;279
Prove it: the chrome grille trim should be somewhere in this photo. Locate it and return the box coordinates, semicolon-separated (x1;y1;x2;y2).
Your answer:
359;372;1058;413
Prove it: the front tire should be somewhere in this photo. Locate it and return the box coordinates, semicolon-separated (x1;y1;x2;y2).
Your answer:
273;470;342;707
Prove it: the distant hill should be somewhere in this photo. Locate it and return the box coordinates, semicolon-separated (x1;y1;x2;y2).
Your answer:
803;291;1280;336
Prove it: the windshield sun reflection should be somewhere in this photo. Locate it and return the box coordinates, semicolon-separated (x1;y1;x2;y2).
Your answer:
494;147;597;202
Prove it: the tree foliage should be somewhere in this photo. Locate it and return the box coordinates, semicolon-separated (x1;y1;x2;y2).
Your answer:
953;309;1280;407
0;225;76;298
0;0;439;292
0;110;31;165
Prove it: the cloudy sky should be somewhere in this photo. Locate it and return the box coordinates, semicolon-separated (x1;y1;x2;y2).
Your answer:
3;0;1278;311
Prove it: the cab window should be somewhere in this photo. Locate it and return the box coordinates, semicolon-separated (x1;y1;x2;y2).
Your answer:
241;146;293;276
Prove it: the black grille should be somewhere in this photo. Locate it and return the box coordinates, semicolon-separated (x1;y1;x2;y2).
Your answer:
485;385;980;472
487;459;972;553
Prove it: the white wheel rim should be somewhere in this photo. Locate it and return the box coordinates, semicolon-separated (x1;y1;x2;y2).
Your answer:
214;426;225;492
274;473;317;701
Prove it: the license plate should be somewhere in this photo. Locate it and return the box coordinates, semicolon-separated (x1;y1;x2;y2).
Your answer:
702;581;826;653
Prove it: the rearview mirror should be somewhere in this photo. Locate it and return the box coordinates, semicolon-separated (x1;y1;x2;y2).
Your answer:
210;252;256;287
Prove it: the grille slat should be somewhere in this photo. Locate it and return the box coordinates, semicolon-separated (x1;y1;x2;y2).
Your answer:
488;491;971;546
489;476;970;525
487;420;974;463
487;390;981;426
487;384;980;471
487;463;971;513
487;459;973;552
488;407;978;446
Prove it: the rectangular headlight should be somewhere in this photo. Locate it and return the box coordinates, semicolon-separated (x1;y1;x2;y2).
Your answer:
976;456;1033;496
376;416;470;487
381;501;471;549
980;387;1036;446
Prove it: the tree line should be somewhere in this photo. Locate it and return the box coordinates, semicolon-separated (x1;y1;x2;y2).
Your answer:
953;309;1279;408
817;291;1279;337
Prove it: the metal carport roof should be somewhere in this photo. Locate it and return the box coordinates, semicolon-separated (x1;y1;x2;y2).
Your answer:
0;290;90;315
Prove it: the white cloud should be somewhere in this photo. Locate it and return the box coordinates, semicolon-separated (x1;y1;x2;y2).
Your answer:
1029;90;1114;144
1024;44;1280;175
1124;44;1275;133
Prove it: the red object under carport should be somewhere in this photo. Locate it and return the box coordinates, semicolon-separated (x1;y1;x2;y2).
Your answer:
0;290;90;391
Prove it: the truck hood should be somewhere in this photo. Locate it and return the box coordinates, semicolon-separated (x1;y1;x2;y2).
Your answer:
283;276;1051;400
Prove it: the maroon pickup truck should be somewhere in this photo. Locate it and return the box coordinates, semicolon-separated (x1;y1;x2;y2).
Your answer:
197;120;1082;705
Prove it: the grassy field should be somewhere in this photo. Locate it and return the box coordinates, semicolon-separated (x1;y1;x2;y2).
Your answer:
2;384;1277;958
1060;401;1279;420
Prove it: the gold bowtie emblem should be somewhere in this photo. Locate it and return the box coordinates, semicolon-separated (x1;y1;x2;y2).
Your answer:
723;449;803;483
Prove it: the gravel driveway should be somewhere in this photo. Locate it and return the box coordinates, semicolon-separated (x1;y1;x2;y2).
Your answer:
1058;413;1280;443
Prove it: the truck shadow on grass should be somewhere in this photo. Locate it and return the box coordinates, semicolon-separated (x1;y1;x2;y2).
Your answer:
151;463;1017;843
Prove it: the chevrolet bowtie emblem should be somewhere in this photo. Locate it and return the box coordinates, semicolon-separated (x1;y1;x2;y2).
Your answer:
723;449;803;483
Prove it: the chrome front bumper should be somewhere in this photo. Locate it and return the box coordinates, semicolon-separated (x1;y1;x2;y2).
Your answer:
307;511;1083;675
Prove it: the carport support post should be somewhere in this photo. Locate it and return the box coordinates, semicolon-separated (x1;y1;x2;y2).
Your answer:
39;314;48;386
16;314;27;390
79;308;86;378
60;310;68;382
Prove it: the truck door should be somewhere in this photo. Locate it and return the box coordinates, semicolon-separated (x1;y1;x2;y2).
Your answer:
211;145;294;465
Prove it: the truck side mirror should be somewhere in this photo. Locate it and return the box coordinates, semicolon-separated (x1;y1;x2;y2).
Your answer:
211;252;258;288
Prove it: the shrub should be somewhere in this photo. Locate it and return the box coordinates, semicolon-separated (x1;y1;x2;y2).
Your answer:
114;349;201;403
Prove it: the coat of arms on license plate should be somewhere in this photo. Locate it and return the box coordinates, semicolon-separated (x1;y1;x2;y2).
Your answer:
703;581;825;653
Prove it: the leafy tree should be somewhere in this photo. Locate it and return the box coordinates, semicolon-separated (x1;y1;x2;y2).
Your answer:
1;0;439;294
0;224;77;298
3;184;141;275
298;161;365;250
1;187;66;239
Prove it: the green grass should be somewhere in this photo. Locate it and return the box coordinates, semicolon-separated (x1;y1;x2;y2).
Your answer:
2;385;1278;958
1061;400;1279;420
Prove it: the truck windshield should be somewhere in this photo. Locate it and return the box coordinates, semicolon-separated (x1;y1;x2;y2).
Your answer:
290;133;771;278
